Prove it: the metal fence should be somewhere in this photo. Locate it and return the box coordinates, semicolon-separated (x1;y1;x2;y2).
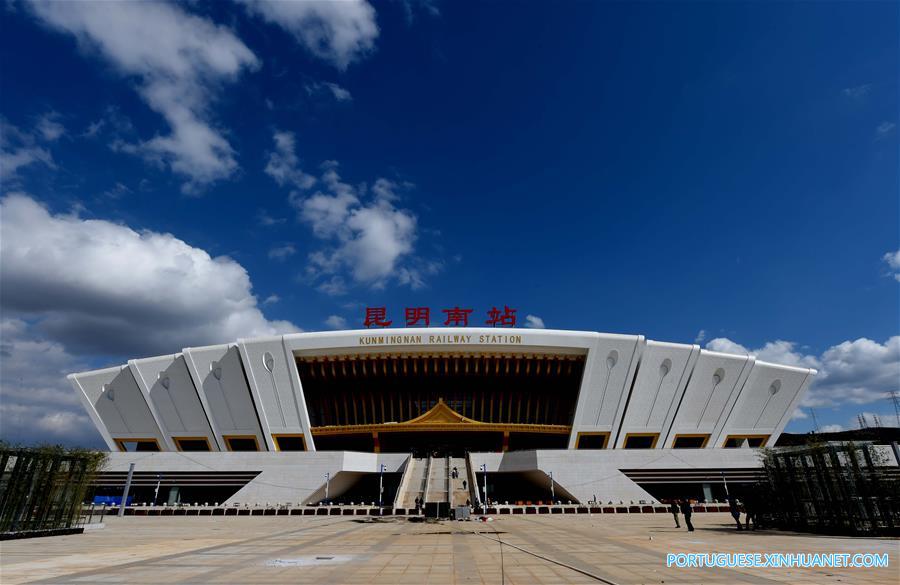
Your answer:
760;442;900;536
0;446;107;535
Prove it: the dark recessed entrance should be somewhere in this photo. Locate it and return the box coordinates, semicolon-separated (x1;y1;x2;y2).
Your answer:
379;431;504;456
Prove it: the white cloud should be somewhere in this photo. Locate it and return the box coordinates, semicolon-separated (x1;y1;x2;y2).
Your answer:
284;163;424;291
883;249;900;281
524;315;545;329
237;0;378;69
790;408;808;421
316;276;348;296
264;131;315;189
36;112;65;141
0;317;104;447
262;294;281;305
706;336;899;410
324;315;348;330
0;193;299;357
306;81;353;102
876;121;896;138
268;244;297;261
27;0;259;192
819;424;844;433
0;118;56;179
842;84;872;99
694;329;707;344
257;209;286;227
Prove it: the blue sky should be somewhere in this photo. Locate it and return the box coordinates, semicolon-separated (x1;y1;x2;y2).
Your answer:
1;0;897;447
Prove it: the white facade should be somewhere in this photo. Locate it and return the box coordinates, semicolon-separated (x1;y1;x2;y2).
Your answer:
70;328;816;454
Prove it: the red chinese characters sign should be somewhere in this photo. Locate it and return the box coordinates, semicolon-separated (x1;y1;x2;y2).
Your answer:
364;306;517;328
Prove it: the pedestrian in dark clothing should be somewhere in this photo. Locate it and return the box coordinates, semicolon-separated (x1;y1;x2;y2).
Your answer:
669;501;680;528
679;500;694;532
462;480;467;490
728;496;743;530
744;494;757;530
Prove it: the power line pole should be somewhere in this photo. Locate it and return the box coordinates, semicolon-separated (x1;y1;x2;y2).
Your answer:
889;391;900;427
810;408;820;433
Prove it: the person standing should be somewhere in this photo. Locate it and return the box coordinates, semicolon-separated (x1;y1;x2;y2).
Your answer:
728;496;743;530
669;500;680;528
680;499;694;532
744;493;757;530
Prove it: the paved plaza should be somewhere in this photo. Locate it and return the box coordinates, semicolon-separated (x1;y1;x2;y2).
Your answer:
1;513;896;584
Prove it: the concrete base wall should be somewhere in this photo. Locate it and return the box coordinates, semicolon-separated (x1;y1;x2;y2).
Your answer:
468;448;765;504
101;447;800;506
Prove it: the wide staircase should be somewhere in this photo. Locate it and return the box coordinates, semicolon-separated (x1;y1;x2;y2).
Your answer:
396;455;475;512
394;456;428;509
424;456;449;503
449;457;470;507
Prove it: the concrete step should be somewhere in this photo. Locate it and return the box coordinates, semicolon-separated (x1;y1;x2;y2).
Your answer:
395;457;428;509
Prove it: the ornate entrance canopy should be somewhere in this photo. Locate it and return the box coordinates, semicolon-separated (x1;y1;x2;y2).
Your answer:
310;399;571;437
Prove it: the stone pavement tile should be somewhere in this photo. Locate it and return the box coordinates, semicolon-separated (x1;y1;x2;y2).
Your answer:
2;515;897;585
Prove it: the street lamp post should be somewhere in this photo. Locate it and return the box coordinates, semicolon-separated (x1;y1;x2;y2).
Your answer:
549;471;555;502
378;464;386;515
153;473;161;505
324;472;330;504
480;463;487;512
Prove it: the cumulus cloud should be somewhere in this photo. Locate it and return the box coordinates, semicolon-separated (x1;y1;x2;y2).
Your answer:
27;0;259;192
694;329;707;344
706;336;899;410
0;193;299;357
279;161;427;291
0;117;56;179
324;315;348;330
237;0;378;69
268;244;297;261
262;294;280;305
524;315;545;329
790;408;808;421
305;81;353;102
883;250;900;281
264;131;315;189
876;121;896;138
257;209;287;227
0;317;104;447
36;112;65;141
819;424;844;433
706;338;820;369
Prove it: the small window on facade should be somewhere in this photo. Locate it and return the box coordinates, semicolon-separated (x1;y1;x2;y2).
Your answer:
274;435;306;451
116;439;160;452
576;433;608;449
225;436;259;451
723;435;768;449
672;435;709;449
175;438;211;452
623;434;658;449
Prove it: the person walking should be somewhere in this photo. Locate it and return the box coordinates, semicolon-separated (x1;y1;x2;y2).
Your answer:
728;496;743;530
679;499;694;532
669;500;680;528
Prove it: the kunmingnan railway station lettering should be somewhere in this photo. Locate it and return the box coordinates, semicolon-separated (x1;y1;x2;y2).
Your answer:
358;333;524;346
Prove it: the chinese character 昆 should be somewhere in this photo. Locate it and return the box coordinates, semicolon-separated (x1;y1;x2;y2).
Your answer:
364;307;392;328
